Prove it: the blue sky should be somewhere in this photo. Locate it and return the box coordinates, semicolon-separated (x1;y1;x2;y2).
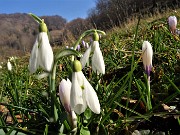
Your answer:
0;0;96;22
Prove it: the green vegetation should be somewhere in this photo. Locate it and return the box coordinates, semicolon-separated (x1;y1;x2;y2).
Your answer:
0;9;180;135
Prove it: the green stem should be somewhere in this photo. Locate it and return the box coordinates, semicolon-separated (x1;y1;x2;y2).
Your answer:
72;29;105;61
51;61;58;122
147;75;152;111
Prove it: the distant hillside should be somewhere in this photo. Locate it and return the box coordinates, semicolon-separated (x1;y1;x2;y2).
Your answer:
0;13;67;61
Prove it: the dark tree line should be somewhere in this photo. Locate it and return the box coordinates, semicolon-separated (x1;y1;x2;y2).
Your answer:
87;0;180;30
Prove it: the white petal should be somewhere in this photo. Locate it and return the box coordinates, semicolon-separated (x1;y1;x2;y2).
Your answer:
36;72;50;79
76;71;84;86
92;41;105;74
80;46;92;69
66;78;72;86
59;79;71;113
29;37;39;73
82;74;100;114
70;72;85;114
38;32;54;72
142;41;153;70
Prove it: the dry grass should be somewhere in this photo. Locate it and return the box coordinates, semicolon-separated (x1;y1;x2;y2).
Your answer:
108;8;180;35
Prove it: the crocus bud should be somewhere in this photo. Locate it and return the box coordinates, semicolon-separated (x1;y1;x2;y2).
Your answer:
142;41;153;76
73;60;82;72
59;79;77;130
59;79;71;113
77;45;80;51
82;41;86;48
67;111;77;129
168;16;177;34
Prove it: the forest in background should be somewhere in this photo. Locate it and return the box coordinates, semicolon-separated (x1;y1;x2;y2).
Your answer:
0;0;179;61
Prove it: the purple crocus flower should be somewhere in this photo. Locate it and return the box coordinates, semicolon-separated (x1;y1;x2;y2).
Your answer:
77;44;80;51
142;41;153;76
82;41;86;48
59;79;77;129
168;16;177;34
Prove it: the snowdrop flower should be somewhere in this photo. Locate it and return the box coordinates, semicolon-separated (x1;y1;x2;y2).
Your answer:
168;16;177;34
70;60;100;114
59;79;77;129
7;60;12;71
142;41;153;76
29;20;54;73
80;32;105;74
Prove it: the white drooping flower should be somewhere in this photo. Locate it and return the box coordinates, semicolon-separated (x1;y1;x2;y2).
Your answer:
70;60;100;114
7;60;12;71
168;16;177;34
80;32;105;74
59;79;77;129
29;21;54;74
142;41;153;76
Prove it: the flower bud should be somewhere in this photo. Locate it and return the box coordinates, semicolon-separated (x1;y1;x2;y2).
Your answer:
73;60;82;72
39;19;48;33
93;31;99;41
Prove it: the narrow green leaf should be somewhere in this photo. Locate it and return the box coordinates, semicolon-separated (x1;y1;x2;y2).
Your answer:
6;123;18;135
0;115;8;133
55;49;82;61
29;13;42;24
114;101;149;121
38;104;49;119
164;75;180;93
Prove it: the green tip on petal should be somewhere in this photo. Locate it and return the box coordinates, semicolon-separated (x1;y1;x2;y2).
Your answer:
73;60;82;72
93;31;99;41
39;19;48;33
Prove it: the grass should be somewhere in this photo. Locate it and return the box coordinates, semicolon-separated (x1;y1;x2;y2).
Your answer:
0;9;180;135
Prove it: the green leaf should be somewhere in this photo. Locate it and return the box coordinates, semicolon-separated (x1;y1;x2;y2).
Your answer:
80;126;90;135
114;101;149;121
29;13;42;24
0;129;5;135
84;108;92;120
0;115;8;133
43;124;48;135
55;49;82;61
38;104;49;120
6;123;18;135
